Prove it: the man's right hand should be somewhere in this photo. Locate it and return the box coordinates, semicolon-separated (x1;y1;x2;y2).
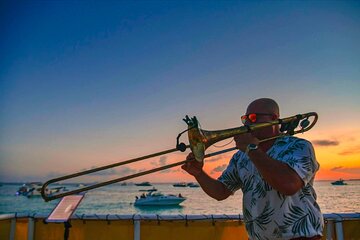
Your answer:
181;153;204;177
181;153;232;201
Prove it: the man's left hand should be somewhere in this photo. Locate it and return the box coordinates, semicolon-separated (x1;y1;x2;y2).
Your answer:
234;133;259;152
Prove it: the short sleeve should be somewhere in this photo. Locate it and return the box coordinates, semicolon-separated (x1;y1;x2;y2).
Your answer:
281;139;319;185
217;152;243;193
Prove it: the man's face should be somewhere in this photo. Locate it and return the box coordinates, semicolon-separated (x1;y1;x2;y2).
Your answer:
242;105;278;140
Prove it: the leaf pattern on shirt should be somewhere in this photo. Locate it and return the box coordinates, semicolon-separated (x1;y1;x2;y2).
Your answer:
244;201;275;240
238;155;250;171
253;178;272;199
299;184;312;200
281;204;310;236
313;201;321;212
219;170;242;192
277;141;306;159
242;175;254;194
268;139;286;156
298;156;313;172
309;208;323;232
274;139;288;147
286;155;312;174
277;191;287;208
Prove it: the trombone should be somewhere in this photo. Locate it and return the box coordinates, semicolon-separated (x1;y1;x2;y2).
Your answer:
41;112;318;201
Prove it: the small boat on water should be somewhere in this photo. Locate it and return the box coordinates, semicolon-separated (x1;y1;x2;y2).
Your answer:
16;182;68;198
187;182;200;188
331;179;347;185
135;181;152;186
138;187;157;192
134;192;186;206
173;182;187;187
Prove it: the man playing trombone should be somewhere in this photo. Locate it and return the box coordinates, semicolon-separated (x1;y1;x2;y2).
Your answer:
182;98;324;240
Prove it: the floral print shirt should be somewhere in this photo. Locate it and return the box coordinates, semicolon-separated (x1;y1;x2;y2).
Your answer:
218;136;324;240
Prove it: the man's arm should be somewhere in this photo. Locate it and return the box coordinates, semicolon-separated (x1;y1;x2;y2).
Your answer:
194;170;233;201
248;148;304;195
181;154;233;201
234;133;304;195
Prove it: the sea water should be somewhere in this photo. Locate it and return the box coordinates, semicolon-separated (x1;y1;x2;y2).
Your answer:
0;181;359;216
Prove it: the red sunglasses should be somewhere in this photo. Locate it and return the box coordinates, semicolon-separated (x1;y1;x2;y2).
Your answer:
241;113;277;124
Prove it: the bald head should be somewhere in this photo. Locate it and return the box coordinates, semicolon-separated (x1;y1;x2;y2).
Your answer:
246;98;280;117
245;98;280;138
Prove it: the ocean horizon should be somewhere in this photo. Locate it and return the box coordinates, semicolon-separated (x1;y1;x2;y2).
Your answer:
1;180;359;216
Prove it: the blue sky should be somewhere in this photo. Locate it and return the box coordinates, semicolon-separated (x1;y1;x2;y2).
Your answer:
1;1;359;182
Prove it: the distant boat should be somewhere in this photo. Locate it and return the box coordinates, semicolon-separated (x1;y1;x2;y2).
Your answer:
139;187;157;192
331;179;347;185
187;182;200;188
134;192;186;206
16;182;68;198
135;182;152;186
173;182;187;187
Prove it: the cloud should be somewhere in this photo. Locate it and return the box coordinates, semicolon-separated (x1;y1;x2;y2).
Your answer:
87;166;137;176
46;171;64;178
331;166;343;171
150;156;167;167
137;168;147;173
205;155;223;163
148;156;174;174
159;156;167;166
89;168;117;176
117;166;137;175
159;169;172;173
338;146;360;156
211;164;227;174
312;140;339;146
330;166;360;174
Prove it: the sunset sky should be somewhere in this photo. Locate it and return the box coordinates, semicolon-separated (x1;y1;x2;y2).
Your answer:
1;1;359;183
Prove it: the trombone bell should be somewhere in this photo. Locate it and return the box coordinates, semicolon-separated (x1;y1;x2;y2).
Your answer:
184;115;251;162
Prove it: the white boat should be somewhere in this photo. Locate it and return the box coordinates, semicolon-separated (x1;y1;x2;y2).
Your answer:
134;192;186;206
16;182;68;198
16;182;41;196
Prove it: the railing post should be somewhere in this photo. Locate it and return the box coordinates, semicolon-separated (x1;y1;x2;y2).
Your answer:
335;216;344;240
325;219;333;240
9;217;16;240
27;217;35;240
133;215;140;240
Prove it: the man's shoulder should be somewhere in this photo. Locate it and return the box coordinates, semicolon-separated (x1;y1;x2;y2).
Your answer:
229;150;247;164
274;136;313;151
279;135;312;145
233;150;245;159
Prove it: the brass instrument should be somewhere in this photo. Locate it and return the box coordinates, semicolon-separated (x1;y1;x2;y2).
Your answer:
41;112;318;201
